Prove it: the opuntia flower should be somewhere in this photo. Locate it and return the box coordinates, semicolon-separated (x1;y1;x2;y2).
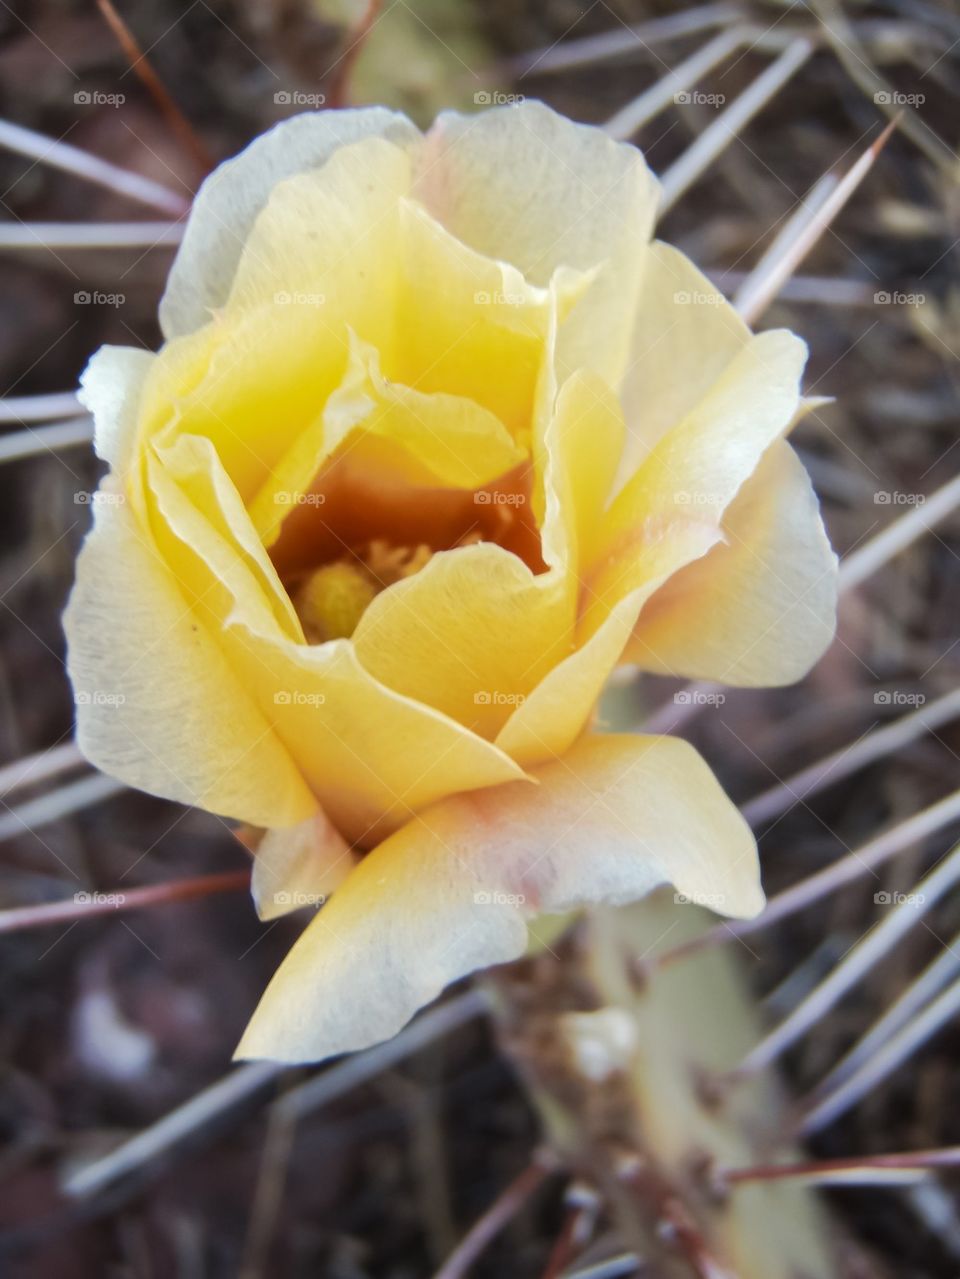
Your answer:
64;102;837;1062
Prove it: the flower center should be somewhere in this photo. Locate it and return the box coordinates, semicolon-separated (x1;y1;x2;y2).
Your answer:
291;540;434;642
271;453;546;644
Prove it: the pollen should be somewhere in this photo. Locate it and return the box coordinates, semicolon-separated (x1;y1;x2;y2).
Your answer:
292;540;436;643
293;561;379;643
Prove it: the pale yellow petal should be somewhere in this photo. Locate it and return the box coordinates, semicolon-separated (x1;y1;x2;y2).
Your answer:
348;360;628;741
237;732;760;1062
63;479;317;828
352;542;572;740
231;626;528;846
225;137;412;358
392;198;562;434
415;101;658;388
144;454;527;845
538;369;625;574
583;328;806;637
160;108;420;339
154;430;304;639
496;524;714;767
250;813;356;921
492;371;633;763
627;440;838;684
77;344;153;473
322;331;526;489
617;242;751;481
156;140;416;501
152;140;577;507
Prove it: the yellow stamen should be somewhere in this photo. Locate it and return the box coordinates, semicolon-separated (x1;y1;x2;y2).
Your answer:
293;561;379;643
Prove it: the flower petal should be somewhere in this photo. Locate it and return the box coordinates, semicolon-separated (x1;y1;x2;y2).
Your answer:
244;320;527;550
243;627;530;846
63;480;318;829
348;362;627;742
77;344;154;473
144;447;527;843
153;137;415;502
154;430;305;639
225;137;412;354
322;331;526;490
351;542;572;739
415;101;658;388
627;440;838;684
583;326;806;638
617;242;751;480
392;197;575;434
250;812;356;921
236;732;760;1062
538;369;625;574
160;108;420;339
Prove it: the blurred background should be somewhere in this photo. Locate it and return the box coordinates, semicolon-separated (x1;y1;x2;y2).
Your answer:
0;1;958;1275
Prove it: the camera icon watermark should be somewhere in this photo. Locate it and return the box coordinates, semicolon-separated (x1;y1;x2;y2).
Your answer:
873;290;924;306
74;890;126;907
474;690;526;707
673;90;726;107
874;690;926;707
74;90;125;107
674;891;727;908
673;489;723;507
274;90;326;107
75;690;126;707
75;489;125;506
474;490;525;506
674;689;726;707
673;289;723;306
273;290;326;307
874;91;924;107
874;890;925;906
473;889;526;906
874;491;925;506
274;690;326;707
473;91;524;106
473;289;525;306
272;890;326;908
74;290;125;308
273;490;326;506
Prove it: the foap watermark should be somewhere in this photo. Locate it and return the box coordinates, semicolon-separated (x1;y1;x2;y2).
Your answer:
74;290;125;308
74;890;126;907
474;889;526;906
475;491;525;506
474;91;524;106
474;690;526;707
874;91;924;107
75;489;125;506
74;90;125;107
674;689;726;707
874;290;924;307
674;489;723;508
673;289;723;306
874;690;926;707
874;890;925;906
874;490;925;506
274;690;326;707
75;690;126;707
274;90;326;107
273;491;326;506
674;90;725;107
674;890;727;908
274;290;326;307
272;890;326;908
474;289;526;306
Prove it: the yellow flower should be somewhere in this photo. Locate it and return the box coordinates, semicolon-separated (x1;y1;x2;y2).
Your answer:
64;103;837;1063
